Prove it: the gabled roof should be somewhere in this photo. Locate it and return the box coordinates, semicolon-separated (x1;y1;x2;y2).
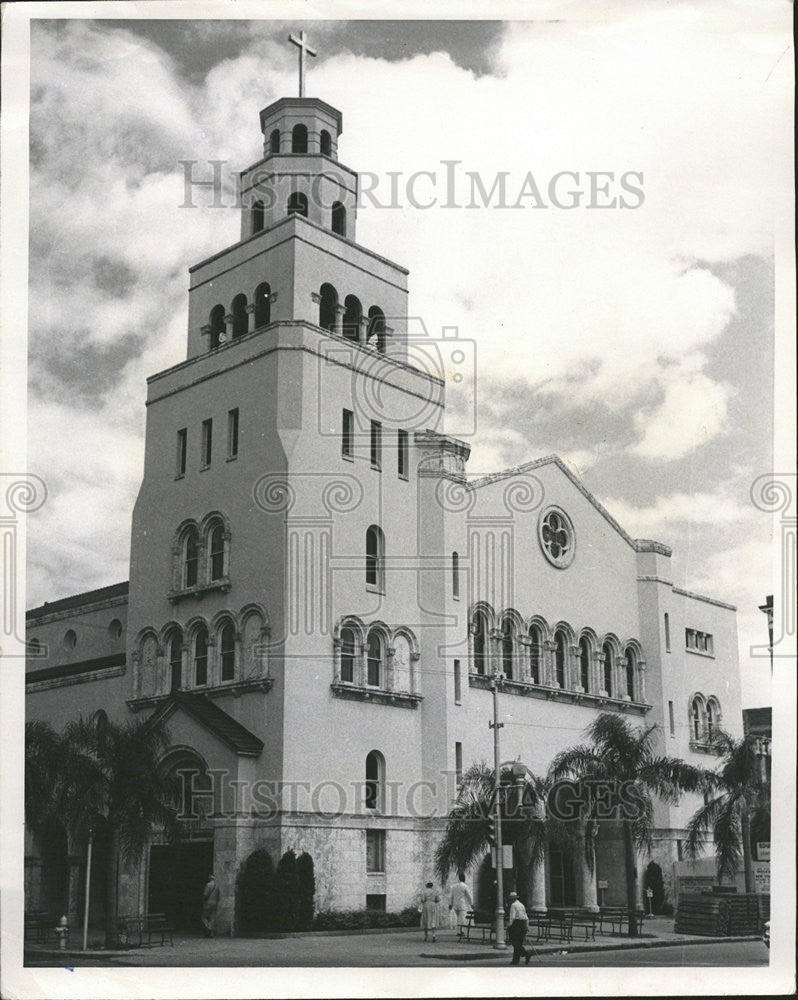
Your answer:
468;454;670;554
148;692;263;757
27;581;129;620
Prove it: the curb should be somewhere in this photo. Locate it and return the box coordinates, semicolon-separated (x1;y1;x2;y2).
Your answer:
25;933;761;964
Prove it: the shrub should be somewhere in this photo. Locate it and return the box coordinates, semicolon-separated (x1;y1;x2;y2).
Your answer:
313;906;421;931
296;852;315;931
269;849;299;931
236;848;275;932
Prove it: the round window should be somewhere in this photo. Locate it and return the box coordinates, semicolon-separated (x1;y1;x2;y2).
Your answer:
538;507;575;568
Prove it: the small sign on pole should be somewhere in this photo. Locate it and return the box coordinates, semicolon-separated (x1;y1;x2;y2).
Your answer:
502;844;513;869
756;842;770;861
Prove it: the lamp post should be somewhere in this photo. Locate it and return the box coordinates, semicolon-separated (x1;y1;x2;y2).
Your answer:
758;595;773;674
489;673;507;950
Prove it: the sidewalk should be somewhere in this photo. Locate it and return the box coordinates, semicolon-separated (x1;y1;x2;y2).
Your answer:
24;916;761;967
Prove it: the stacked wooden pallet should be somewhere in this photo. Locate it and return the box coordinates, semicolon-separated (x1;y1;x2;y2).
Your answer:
675;893;768;936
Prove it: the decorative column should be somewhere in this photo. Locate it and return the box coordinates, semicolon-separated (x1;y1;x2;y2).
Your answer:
223;312;235;342
358;315;369;346
201;323;213;347
334;304;345;338
637;659;647;702
386;645;396;691
529;802;547;913
245;302;256;333
580;821;599;912
332;636;342;682
543;640;557;686
410;650;421;696
569;643;579;691
598;651;609;696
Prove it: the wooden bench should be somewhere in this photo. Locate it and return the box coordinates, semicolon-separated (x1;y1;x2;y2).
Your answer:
25;911;56;944
598;907;646;936
461;910;495;944
115;913;174;948
531;909;596;943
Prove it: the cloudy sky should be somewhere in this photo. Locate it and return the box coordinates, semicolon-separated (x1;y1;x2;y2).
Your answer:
21;4;792;707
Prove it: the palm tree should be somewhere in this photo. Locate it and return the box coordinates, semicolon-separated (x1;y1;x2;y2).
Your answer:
434;761;551;907
684;731;770;893
25;711;180;946
550;713;711;936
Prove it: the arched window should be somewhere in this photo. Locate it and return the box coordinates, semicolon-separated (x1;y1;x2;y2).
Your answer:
220;621;236;682
602;643;614;696
690;697;704;741
208;522;225;581
452;551;460;599
365;524;385;591
291;124;308;153
706;697;720;740
168;630;183;692
318;283;338;332
183;526;199;588
529;624;542;684
270;128;280;154
579;638;590;692
108;618;123;640
194;626;208;686
29;637;41;655
625;648;636;700
331;201;346;236
251;281;271;328
366;628;384;687
340;626;356;684
502;617;514;680
320;129;332;156
287;192;308;218
231;294;248;339
64;629;77;649
473;611;487;675
365;750;384;810
342;295;362;342
555;631;567;688
209;304;225;349
252;200;264;234
367;306;386;352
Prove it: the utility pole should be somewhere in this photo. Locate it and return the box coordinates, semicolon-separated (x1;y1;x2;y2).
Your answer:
489;674;507;950
758;595;773;674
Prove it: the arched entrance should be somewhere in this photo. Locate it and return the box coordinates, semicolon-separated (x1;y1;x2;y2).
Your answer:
147;748;214;932
474;854;496;914
548;842;577;907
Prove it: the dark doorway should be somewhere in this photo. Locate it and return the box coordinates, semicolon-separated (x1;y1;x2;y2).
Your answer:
549;848;577;906
148;841;214;931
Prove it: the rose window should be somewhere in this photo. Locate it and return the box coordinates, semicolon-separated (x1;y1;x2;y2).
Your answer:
538;507;575;568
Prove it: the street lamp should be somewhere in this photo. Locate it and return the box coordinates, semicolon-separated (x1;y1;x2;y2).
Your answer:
758;595;773;674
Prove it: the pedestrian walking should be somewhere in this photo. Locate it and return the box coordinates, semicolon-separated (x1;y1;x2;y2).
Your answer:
448;872;473;938
201;873;220;938
419;881;440;942
506;891;531;965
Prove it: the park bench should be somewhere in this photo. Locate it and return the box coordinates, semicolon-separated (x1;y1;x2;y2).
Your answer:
114;912;174;949
531;908;597;943
598;906;646;936
460;909;495;944
25;910;56;944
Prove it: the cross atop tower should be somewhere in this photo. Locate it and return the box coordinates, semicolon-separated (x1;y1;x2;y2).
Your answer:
288;30;317;98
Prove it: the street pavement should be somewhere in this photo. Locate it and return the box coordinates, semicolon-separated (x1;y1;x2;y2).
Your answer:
25;917;766;968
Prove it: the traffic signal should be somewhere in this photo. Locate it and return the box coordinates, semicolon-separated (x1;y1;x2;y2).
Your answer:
487;814;497;847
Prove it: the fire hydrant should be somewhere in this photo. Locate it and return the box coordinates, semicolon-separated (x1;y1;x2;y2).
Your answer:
54;915;69;950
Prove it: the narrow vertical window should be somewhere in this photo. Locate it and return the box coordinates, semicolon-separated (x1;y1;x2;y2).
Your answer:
365;525;384;591
227;408;239;459
370;420;382;470
579;638;590;692
664;612;671;652
602;643;613;696
529;625;541;684
625;649;635;700
365;751;384;811
668;700;675;736
201;418;213;467
209;523;225;581
502;618;514;681
455;742;463;787
555;631;566;688
194;627;208;686
453;659;461;704
366;829;385;873
452;551;460;599
340;626;356;683
366;629;383;686
169;632;183;692
473;612;486;675
342;408;354;458
220;622;236;681
184;527;199;588
397;429;408;479
176;428;187;477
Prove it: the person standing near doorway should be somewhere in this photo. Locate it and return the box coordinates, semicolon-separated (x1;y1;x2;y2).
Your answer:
507;891;531;965
448;872;473;938
201;873;220;937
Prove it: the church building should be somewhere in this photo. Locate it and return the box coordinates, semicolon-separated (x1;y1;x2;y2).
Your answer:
25;57;744;934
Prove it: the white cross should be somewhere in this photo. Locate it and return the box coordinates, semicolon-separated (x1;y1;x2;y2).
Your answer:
288;30;317;98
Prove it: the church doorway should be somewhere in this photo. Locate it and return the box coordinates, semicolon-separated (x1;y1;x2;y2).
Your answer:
548;848;576;907
148;840;214;931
